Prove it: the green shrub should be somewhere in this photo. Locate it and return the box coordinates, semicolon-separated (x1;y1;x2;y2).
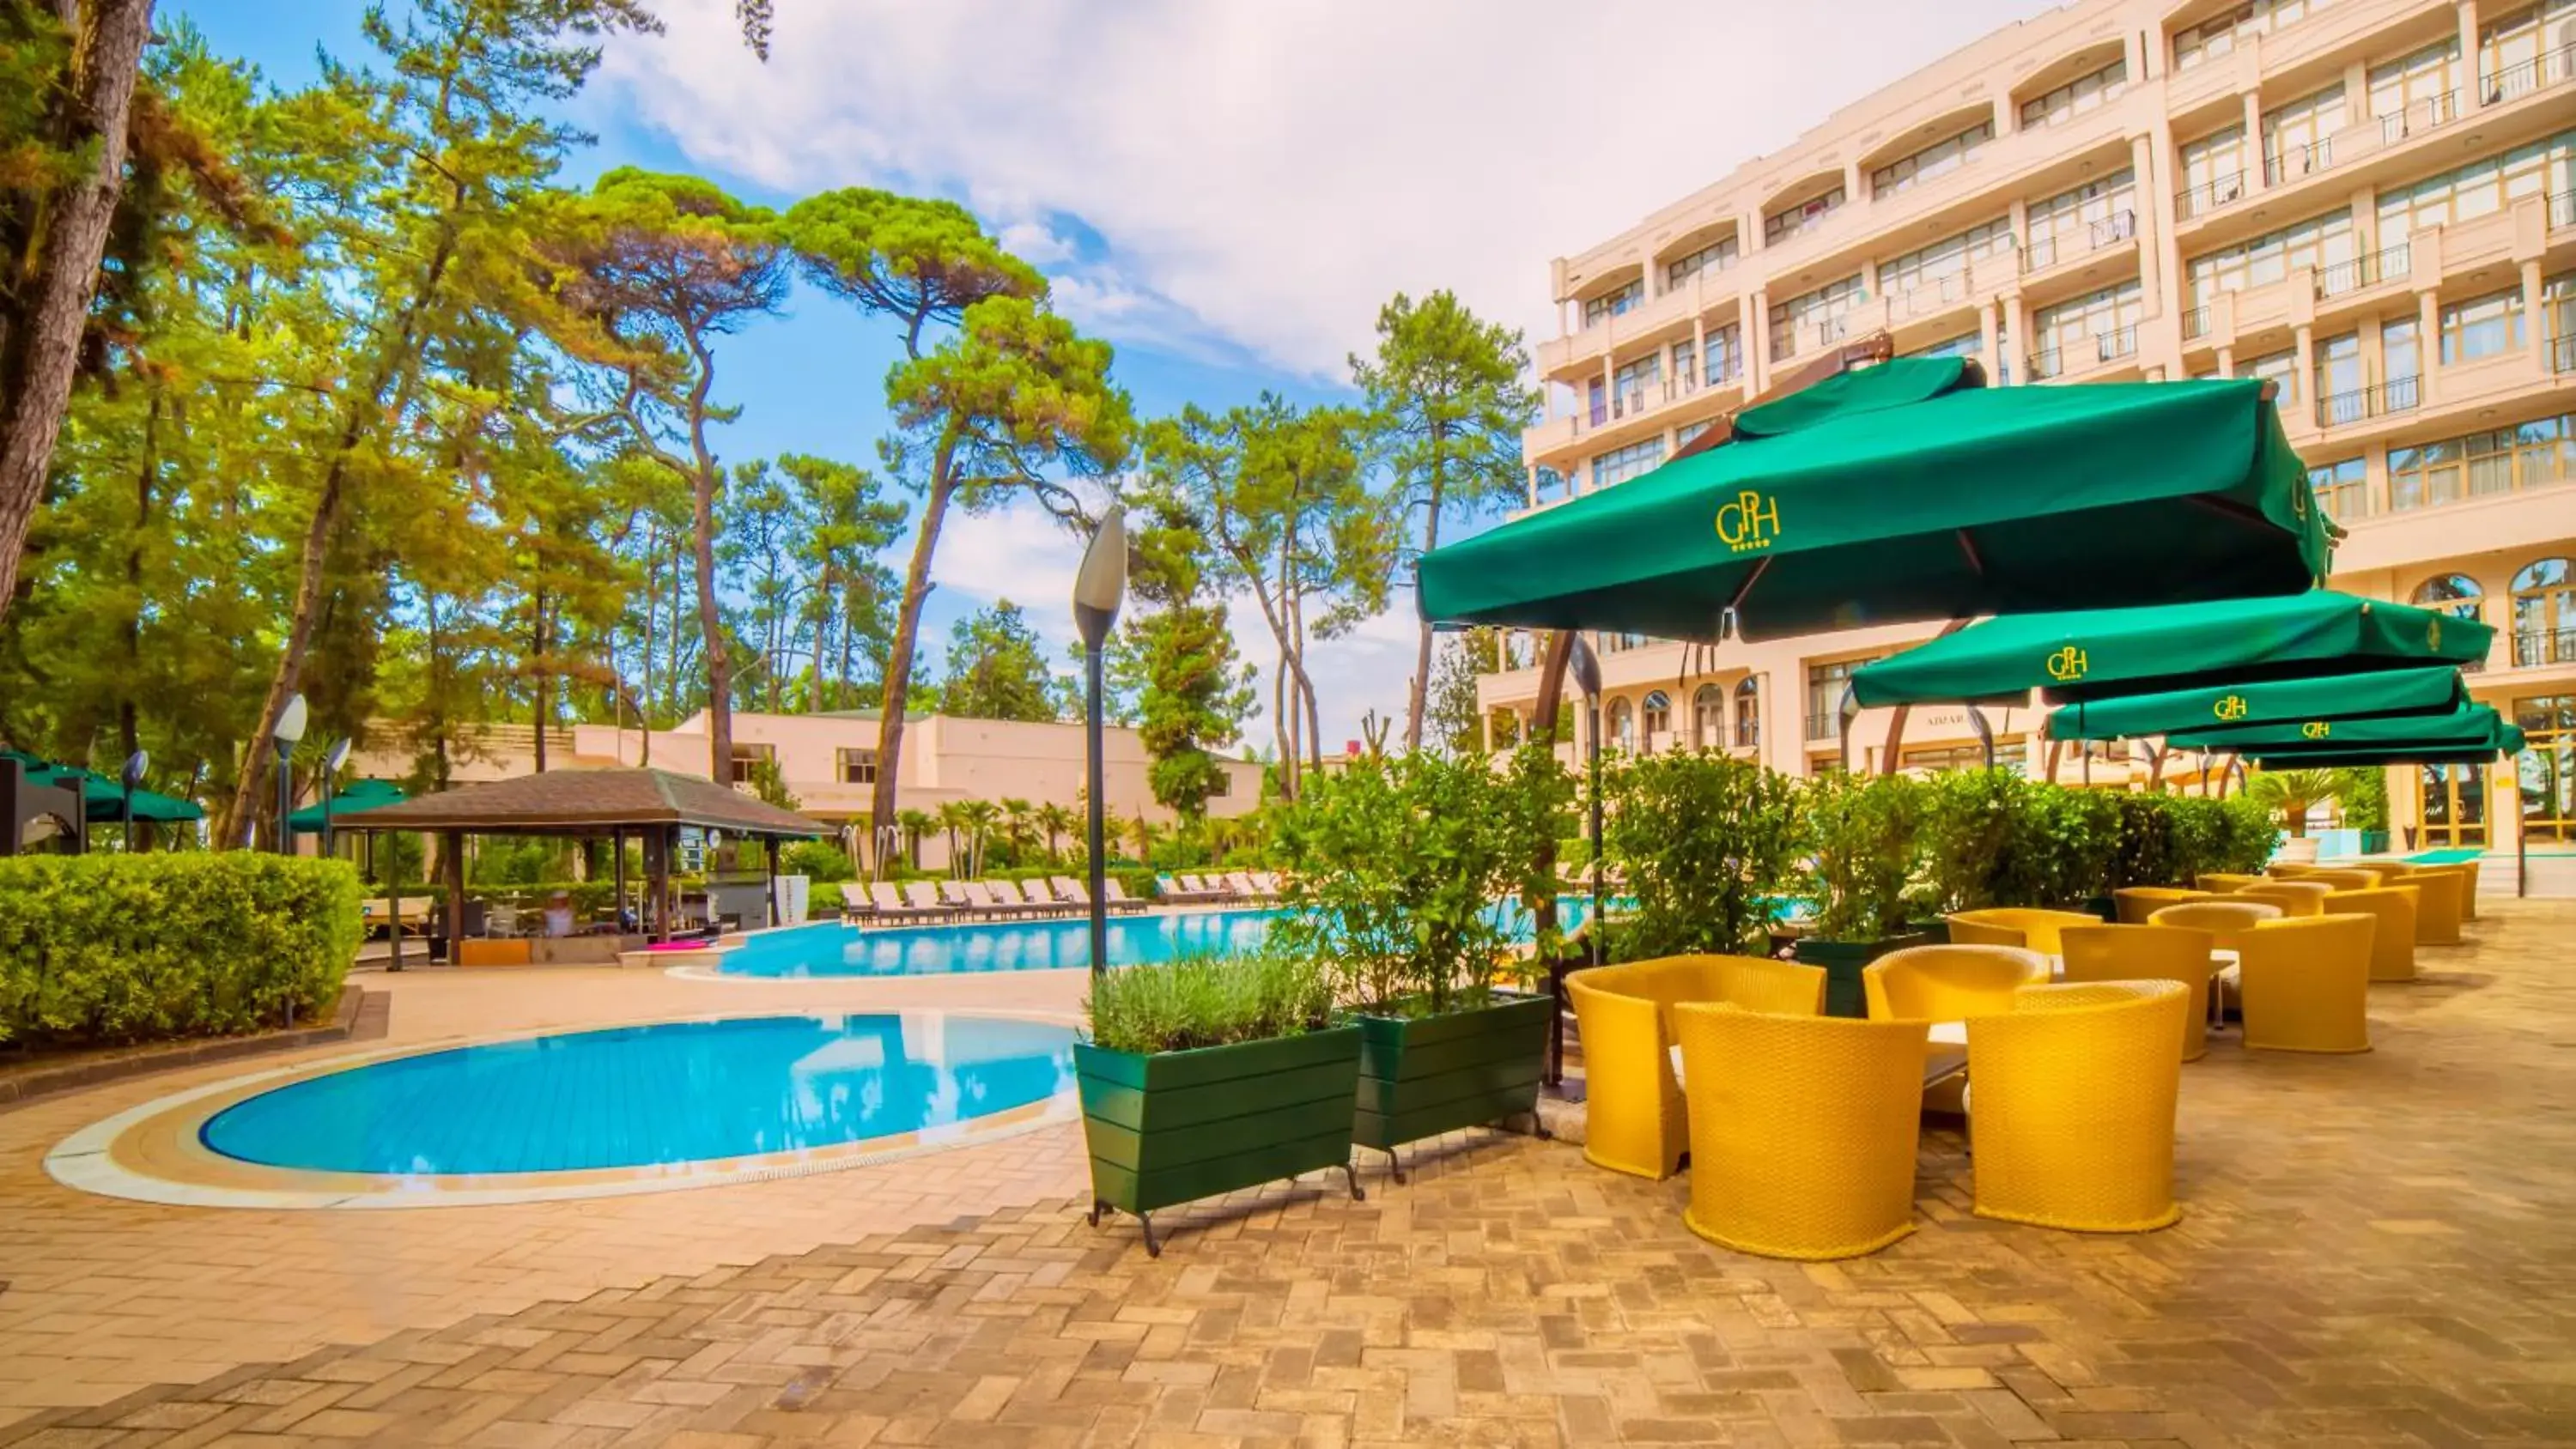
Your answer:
1803;771;1922;941
1083;947;1336;1054
2107;791;2178;892
1996;785;2120;906
778;840;854;883
1601;749;1801;958
1913;769;2028;913
0;854;361;1047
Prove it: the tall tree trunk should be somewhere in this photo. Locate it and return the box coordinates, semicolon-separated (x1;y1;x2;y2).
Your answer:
0;0;156;626
1403;466;1446;754
869;431;958;848
532;583;550;771
118;393;158;761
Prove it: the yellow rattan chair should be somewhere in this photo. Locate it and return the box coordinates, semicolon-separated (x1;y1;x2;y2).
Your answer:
1564;955;1827;1180
2057;924;2219;1062
2265;862;2324;878
2321;886;2419;981
2234;914;2374;1053
1942;907;2104;955
2294;868;2379;892
2233;880;2333;919
2446;858;2482;916
2147;900;2282;954
2113;886;2213;924
2194;872;2266;894
1863;944;2053;1025
2403;866;2467;943
1965;980;2190;1233
1672;1003;1931;1260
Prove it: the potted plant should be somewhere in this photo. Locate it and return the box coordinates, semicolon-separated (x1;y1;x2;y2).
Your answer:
1911;767;2029;937
1792;770;1926;1017
1076;948;1360;1257
1273;745;1571;1180
1599;749;1804;961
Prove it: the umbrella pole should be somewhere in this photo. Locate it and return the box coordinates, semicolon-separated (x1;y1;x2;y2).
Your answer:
614;828;628;938
383;834;403;973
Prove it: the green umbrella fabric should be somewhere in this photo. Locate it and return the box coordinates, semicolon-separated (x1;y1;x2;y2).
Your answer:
1414;359;2330;640
1850;591;2493;708
287;778;408;833
2175;703;2518;757
2247;736;2524;767
2044;665;2468;742
24;765;206;823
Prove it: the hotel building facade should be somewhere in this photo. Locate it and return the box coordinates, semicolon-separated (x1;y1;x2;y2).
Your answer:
1476;0;2576;885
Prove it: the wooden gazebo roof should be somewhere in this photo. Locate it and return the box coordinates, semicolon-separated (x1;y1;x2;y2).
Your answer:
337;767;825;837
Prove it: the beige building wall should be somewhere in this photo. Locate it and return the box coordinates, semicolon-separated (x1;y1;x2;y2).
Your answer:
1483;0;2576;878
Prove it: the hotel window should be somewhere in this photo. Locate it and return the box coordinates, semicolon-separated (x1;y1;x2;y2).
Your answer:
728;743;775;785
1762;182;1846;245
2024;169;2136;269
2390;411;2576;508
2385;315;2422;385
835;748;878;785
1600;631;1651;653
1879;217;2013;300
2513;557;2576;666
2031;281;2142;375
1735;676;1761;749
2018;56;2127;130
2312;331;2362;415
2440;288;2526;364
1663;234;1739;291
1908;331;1984;362
1805;658;1876;740
1704;321;1744;385
2517;694;2576;841
2178;125;2250;214
1209;771;1232;798
2241;348;2300;403
1675;417;1716;447
2262;84;2347;181
2308;457;2370;520
1692;684;1726;749
1871;119;1994;197
1610;351;1662;413
2481;0;2576;102
1581;278;1643;329
1607;697;1637;753
2412;573;2487;621
1642;690;1673;743
1770;274;1866;361
2174;0;2332;71
1669;339;1698;392
2183;208;2353;308
2375;128;2573;235
1589;437;1665;490
2368;37;2462;132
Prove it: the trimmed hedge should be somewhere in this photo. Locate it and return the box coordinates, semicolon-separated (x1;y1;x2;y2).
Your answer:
0;854;361;1048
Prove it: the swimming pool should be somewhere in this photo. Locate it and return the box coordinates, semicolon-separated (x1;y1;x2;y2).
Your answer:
716;898;1601;978
197;1014;1076;1176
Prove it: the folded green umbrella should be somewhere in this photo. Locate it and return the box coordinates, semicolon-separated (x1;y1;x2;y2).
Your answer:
24;765;206;824
287;778;408;833
2184;703;2519;757
2247;737;2523;767
2045;664;2468;742
1850;591;2492;707
1416;359;2330;641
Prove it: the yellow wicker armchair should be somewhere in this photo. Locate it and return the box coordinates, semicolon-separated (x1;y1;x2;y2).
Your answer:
1672;1003;1931;1260
2147;900;2282;954
2113;886;2212;924
2233;880;2332;919
2443;858;2482;916
2402;866;2466;944
1564;955;1827;1180
1863;944;2053;1025
2234;914;2374;1053
2195;872;2265;894
2057;924;2219;1062
1941;907;2104;955
1965;981;2190;1232
2322;887;2420;981
2294;868;2379;892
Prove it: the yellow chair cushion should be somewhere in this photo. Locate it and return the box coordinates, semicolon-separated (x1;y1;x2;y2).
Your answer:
1943;908;2105;955
2147;900;2281;953
2232;880;2332;918
2235;913;2374;1053
1965;980;2190;1233
1564;955;1826;1180
2057;924;2218;1062
2321;887;2419;981
1863;944;2052;1025
2113;887;2213;924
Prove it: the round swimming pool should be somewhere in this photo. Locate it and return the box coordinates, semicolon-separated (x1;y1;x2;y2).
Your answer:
197;1014;1076;1176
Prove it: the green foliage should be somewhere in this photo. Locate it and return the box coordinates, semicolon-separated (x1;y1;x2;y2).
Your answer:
1081;947;1336;1056
1601;749;1801;958
1273;745;1571;1014
2243;767;2338;838
2333;766;2389;832
471;837;575;887
1913;769;2030;913
1802;771;1922;941
0;855;359;1046
1114;488;1256;821
778;840;853;883
937;600;1065;722
2107;791;2178;892
1996;784;2121;907
2162;793;2281;881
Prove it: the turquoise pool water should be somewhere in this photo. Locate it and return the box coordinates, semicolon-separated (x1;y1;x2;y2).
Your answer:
717;898;1601;979
198;1015;1076;1175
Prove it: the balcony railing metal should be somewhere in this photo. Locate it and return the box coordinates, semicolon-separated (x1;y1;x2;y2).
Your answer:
2176;171;2246;221
2480;44;2576;106
2315;375;2421;428
2095;326;2137;364
2020;208;2136;274
2377;90;2464;146
2263;137;2334;186
2555;191;2576;229
2182;305;2211;340
1803;711;1839;742
2516;628;2576;669
2314;242;2409;300
2556;336;2576;376
2026;348;2065;381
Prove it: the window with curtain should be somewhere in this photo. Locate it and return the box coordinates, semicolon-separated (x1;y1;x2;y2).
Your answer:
2182;208;2353;308
1872;119;1994;197
1581;278;1643;329
1692;685;1726;749
2440;288;2527;364
1663;234;1740;291
1607;697;1637;752
2308;457;2369;519
1735;676;1762;748
2513;557;2576;666
2019;56;2126;129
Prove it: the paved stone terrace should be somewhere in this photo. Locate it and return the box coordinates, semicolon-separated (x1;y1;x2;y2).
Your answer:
4;905;2575;1446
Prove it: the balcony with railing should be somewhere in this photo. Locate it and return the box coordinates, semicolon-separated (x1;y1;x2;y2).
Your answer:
2314;375;2420;430
1804;711;1840;743
2263;137;2333;188
2480;44;2576;106
2027;325;2139;381
2314;242;2409;301
2516;628;2576;670
2020;209;2136;276
2555;191;2576;230
2377;89;2464;148
2182;305;2210;341
2557;336;2576;376
2175;171;2247;222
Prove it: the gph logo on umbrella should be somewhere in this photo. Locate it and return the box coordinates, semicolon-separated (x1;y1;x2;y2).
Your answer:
2045;646;2088;682
2214;694;2250;721
2301;720;2332;739
1713;490;1779;554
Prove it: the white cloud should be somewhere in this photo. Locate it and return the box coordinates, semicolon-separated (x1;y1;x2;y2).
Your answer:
594;0;2043;378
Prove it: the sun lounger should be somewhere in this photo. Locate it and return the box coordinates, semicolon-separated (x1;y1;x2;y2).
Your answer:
900;880;961;919
839;882;876;920
937;879;982;917
1015;877;1079;916
1048;875;1094;909
1224;871;1265;901
963;880;1040;919
865;880;948;925
1100;877;1151;914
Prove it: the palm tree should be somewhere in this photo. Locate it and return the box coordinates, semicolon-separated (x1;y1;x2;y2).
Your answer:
998;797;1037;869
934;800;971;876
954;797;1002;878
2244;767;2338;838
1034;801;1076;864
894;809;935;873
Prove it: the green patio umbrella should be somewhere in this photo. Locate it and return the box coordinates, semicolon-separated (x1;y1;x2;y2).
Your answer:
2246;736;2524;768
1415;359;2330;640
2173;703;2520;758
2044;664;2470;742
19;763;204;824
287;777;408;833
1850;591;2493;708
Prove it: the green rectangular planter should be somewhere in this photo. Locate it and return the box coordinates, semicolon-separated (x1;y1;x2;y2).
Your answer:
1790;932;1930;1018
1352;992;1552;1177
1075;1025;1364;1256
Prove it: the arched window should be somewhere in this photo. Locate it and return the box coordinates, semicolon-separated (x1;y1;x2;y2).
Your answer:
1607;697;1636;752
2411;573;2485;620
1642;690;1672;747
1692;684;1726;749
1735;676;1762;748
2513;557;2574;667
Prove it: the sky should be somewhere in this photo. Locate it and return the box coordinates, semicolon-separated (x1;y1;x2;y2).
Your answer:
171;0;2044;750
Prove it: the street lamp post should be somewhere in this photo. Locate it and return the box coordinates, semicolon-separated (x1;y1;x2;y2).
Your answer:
1567;636;1604;973
271;694;308;856
318;738;351;859
1072;505;1128;980
119;749;148;853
